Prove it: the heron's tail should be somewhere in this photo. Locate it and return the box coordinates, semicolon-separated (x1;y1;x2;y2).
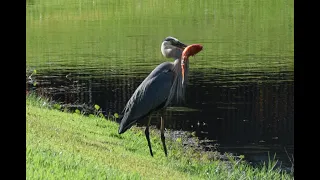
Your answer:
118;123;126;134
118;115;137;134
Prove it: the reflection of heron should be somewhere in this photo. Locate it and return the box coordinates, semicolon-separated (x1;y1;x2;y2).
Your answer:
118;37;198;157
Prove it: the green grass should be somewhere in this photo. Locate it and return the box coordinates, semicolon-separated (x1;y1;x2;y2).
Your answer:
26;94;293;179
26;0;293;75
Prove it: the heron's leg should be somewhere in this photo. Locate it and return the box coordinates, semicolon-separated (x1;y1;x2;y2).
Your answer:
160;113;168;157
145;116;153;157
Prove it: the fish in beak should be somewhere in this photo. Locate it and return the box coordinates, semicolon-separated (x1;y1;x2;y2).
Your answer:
181;44;203;85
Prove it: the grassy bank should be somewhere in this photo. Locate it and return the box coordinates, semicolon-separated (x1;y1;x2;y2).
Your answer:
26;95;293;179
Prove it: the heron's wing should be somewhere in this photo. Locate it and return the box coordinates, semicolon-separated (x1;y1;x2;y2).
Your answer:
119;64;174;133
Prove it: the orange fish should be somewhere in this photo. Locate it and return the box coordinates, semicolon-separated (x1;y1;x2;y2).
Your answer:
181;44;203;84
182;44;203;60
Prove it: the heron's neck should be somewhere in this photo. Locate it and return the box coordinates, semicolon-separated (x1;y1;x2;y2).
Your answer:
173;58;189;87
171;49;183;60
165;58;189;107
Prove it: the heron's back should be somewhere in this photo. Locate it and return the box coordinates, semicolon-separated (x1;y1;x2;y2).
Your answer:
118;62;175;134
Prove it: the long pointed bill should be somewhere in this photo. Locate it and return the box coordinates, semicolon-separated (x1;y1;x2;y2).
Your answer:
181;59;185;85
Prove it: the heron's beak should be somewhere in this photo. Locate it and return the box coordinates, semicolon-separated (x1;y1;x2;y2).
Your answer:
176;41;188;49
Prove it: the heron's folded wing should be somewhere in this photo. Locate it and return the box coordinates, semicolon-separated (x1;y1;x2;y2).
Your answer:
119;69;174;133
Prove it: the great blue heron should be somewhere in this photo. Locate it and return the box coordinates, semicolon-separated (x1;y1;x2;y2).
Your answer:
118;37;201;157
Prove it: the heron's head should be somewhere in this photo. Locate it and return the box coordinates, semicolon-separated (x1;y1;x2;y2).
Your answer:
161;36;187;59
